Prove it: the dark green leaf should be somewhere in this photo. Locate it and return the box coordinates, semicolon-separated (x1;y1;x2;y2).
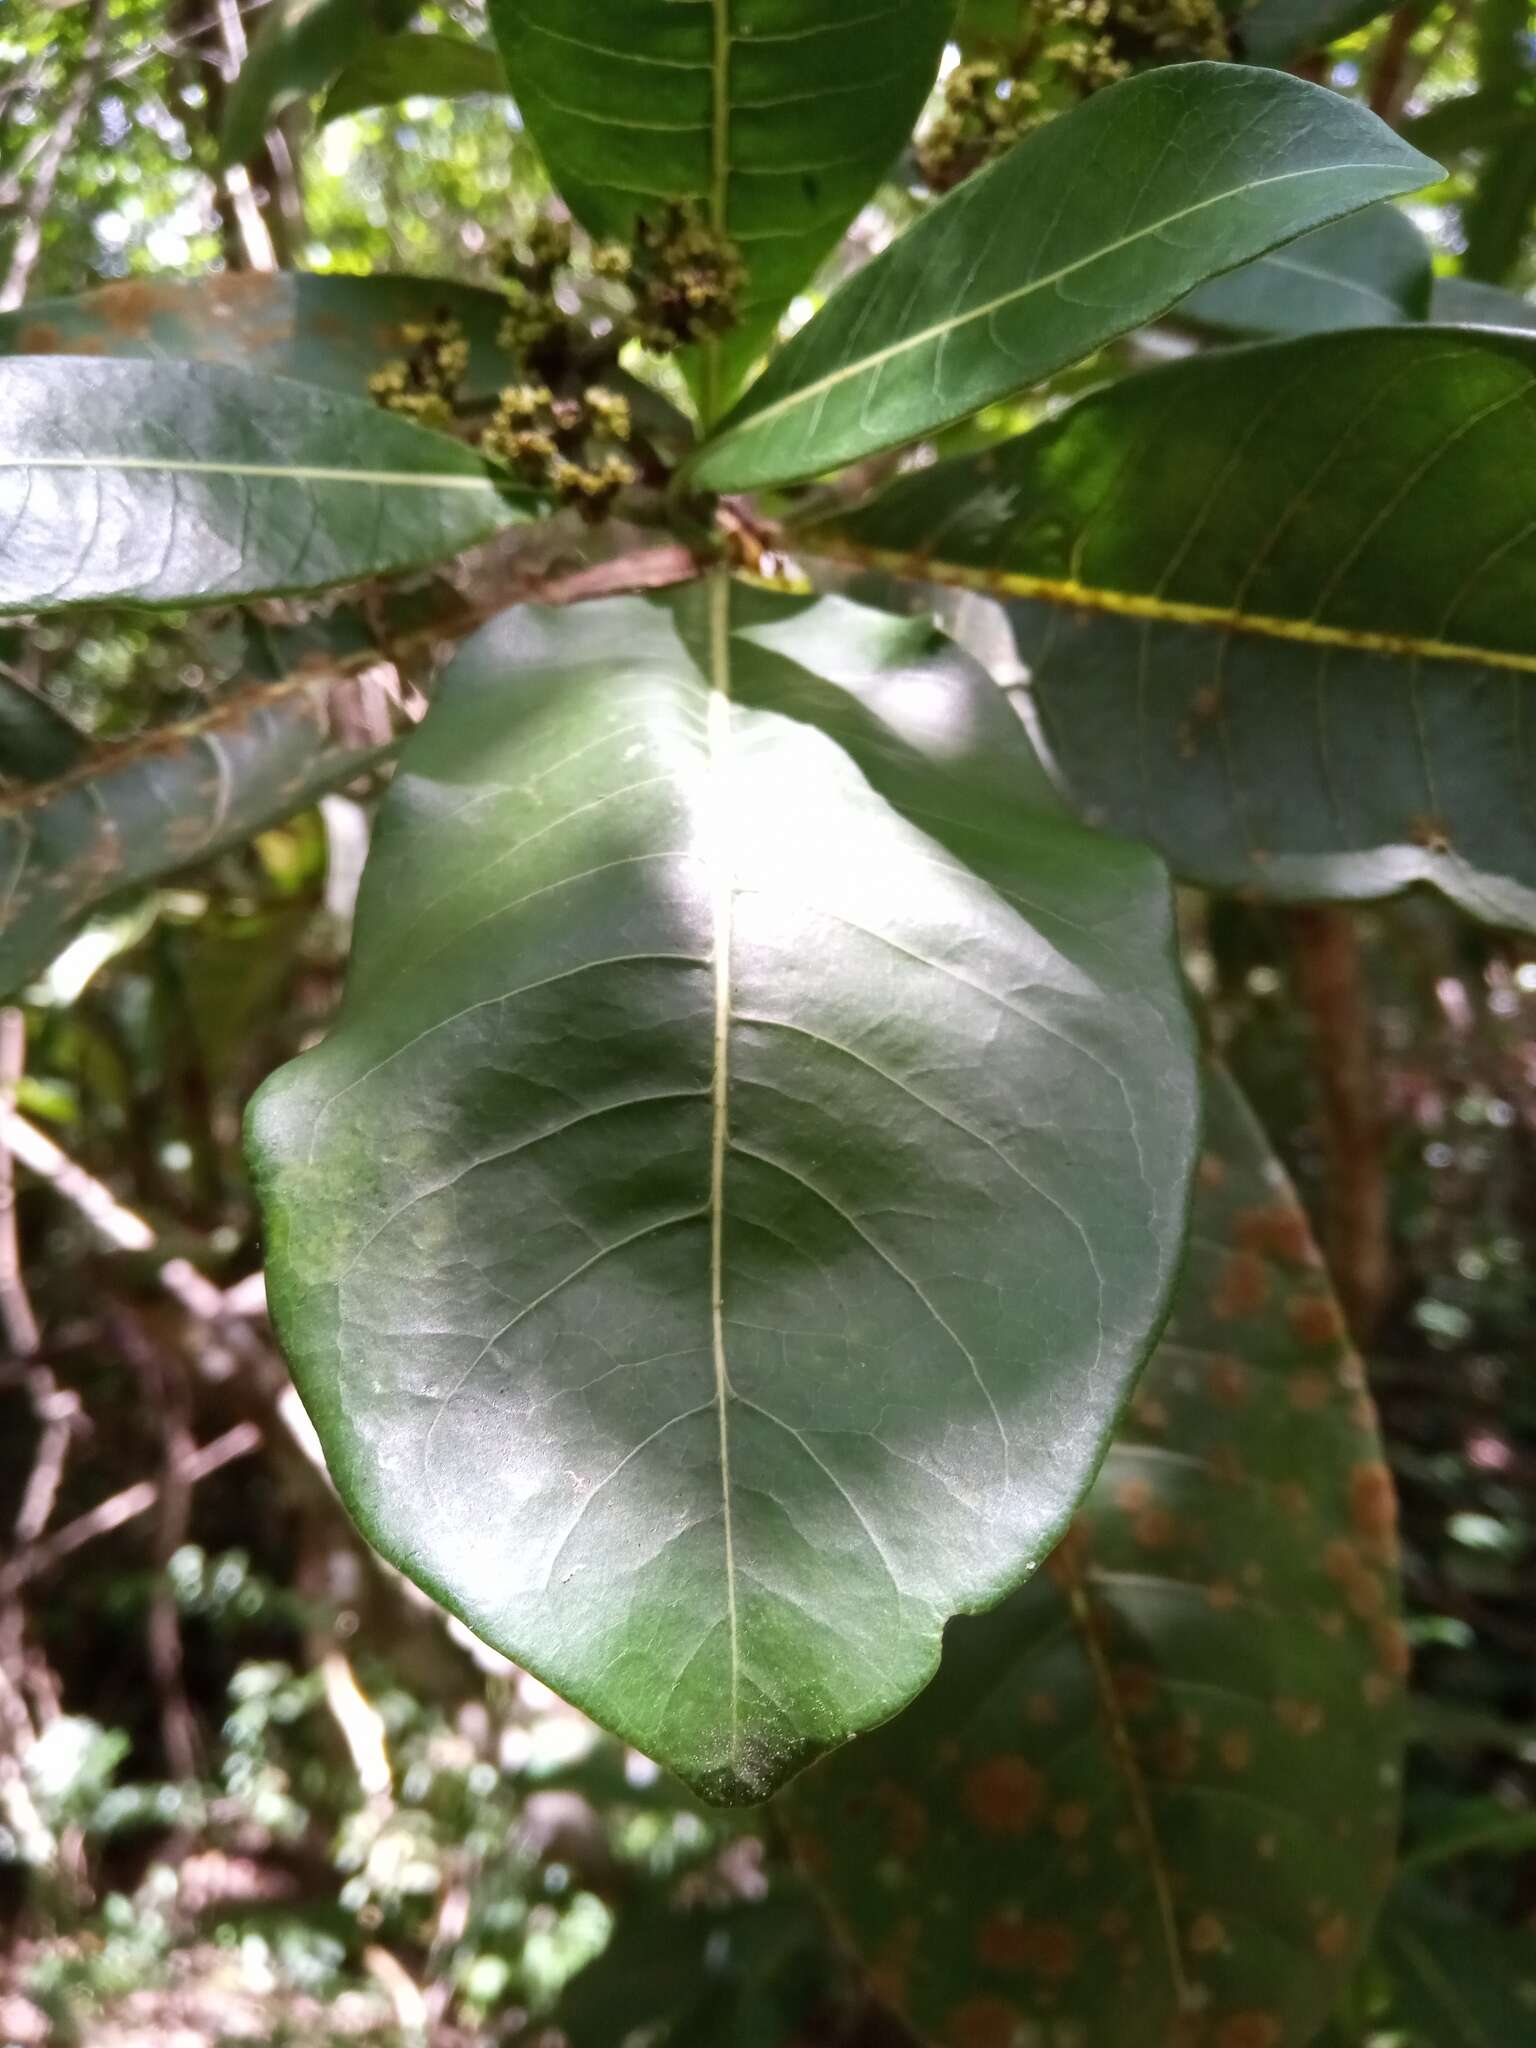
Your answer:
322;32;506;123
690;65;1438;491
0;677;87;784
0;274;689;453
0;273;523;402
248;578;1199;1805
0;359;530;617
485;0;953;416
787;1062;1407;2048
220;0;414;165
1432;274;1536;331
556;1891;825;2048
1233;0;1398;66
1380;1887;1536;2046
810;326;1536;930
0;665;400;1000
1173;205;1431;340
1463;129;1536;286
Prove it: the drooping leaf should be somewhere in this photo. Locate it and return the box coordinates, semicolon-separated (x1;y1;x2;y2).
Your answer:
0;663;403;1000
247;578;1199;1805
322;32;506;122
220;0;415;165
1233;0;1398;66
0;273;521;402
1173;205;1431;340
0;275;689;453
1379;1886;1536;2046
485;0;953;416
787;1062;1407;2048
0;359;530;618
690;65;1437;491
0;676;88;785
809;326;1536;931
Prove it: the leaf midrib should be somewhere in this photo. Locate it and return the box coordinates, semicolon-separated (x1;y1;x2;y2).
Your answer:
705;571;742;1749
707;160;1412;450
0;455;496;490
811;539;1536;677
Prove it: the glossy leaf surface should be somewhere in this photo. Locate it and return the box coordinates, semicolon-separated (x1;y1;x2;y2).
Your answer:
322;33;505;122
248;580;1199;1805
0;666;399;999
1174;205;1430;339
486;0;952;410
813;326;1536;930
788;1063;1407;2048
0;359;528;617
691;64;1436;490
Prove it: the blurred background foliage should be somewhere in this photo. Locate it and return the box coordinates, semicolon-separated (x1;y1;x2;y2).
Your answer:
2;2;1536;2043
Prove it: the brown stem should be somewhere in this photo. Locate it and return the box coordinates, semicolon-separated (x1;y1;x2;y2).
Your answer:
1369;3;1430;122
1287;905;1392;1342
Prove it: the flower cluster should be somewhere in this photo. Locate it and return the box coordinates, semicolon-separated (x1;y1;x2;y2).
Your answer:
367;315;472;430
481;380;638;522
918;0;1228;190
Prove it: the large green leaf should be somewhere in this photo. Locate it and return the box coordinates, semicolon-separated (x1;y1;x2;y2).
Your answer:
1233;0;1398;65
0;273;524;402
485;0;952;415
220;0;415;165
690;65;1437;491
248;578;1199;1805
787;1063;1407;2048
0;359;529;617
810;326;1536;931
322;32;505;123
1379;1888;1536;2046
1174;206;1431;340
0;661;399;999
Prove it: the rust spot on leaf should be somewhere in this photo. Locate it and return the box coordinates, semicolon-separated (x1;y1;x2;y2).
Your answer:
978;1913;1078;1979
1218;1729;1252;1773
1288;1367;1333;1412
1213;1250;1269;1320
943;1996;1025;2048
1315;1912;1354;1961
961;1756;1046;1835
1216;2018;1283;2048
873;1779;928;1857
1235;1202;1315;1268
17;321;62;352
1206;1355;1250;1408
1348;1461;1399;1557
1189;1912;1227;1954
1052;1801;1090;1841
1134;1505;1180;1551
1289;1291;1346;1349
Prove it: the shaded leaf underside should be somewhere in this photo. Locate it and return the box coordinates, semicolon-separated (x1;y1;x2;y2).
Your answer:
789;1063;1406;2048
811;325;1536;931
0;657;401;1000
248;579;1198;1803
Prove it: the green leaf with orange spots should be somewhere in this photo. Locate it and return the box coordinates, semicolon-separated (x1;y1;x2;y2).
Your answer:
785;1062;1406;2048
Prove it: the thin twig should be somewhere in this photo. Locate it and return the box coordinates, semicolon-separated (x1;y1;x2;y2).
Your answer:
0;1422;262;1594
0;1009;39;1357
